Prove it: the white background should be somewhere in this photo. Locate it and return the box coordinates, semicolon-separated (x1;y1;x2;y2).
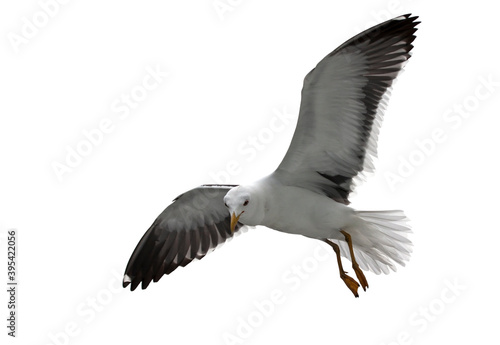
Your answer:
1;1;499;344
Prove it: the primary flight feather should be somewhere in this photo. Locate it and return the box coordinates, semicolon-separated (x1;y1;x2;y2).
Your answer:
123;14;419;297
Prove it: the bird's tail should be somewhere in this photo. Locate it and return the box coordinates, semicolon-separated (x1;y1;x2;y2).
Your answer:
332;210;412;274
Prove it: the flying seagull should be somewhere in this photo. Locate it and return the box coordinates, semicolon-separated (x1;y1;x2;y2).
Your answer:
123;14;418;297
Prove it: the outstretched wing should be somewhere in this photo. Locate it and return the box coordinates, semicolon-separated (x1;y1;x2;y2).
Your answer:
273;14;419;204
123;184;244;291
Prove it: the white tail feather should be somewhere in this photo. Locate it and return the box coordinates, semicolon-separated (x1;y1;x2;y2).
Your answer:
330;210;412;275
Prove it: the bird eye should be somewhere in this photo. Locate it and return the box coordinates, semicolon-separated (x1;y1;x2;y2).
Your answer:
243;200;249;206
224;202;228;208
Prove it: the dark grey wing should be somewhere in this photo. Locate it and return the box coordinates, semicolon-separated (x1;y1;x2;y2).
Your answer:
273;14;419;204
123;184;244;291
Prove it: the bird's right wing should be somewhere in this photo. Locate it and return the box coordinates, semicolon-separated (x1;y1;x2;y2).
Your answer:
123;184;244;291
273;15;418;204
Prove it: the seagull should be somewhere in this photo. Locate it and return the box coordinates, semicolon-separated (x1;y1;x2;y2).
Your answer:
123;14;418;297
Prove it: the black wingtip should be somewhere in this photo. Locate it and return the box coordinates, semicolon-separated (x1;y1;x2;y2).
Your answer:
130;279;141;291
141;278;152;290
122;274;131;288
122;186;246;292
329;13;420;60
122;272;156;291
397;13;417;21
122;273;163;291
400;13;420;29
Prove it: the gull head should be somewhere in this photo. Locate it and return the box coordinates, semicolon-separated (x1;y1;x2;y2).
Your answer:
224;185;265;233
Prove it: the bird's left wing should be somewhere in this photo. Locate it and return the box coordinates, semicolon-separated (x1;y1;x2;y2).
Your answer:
123;184;244;291
273;14;418;204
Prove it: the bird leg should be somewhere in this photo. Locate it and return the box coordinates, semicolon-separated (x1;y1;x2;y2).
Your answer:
340;230;369;291
324;239;360;298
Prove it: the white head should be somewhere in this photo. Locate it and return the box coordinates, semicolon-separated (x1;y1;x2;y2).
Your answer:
224;185;265;232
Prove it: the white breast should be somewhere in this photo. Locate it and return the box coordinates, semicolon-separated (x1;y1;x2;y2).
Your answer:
260;183;354;240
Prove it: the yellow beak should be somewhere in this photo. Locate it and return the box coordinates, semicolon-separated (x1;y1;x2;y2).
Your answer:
230;212;241;234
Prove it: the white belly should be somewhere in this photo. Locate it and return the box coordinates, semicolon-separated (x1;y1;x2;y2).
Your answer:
261;185;355;240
